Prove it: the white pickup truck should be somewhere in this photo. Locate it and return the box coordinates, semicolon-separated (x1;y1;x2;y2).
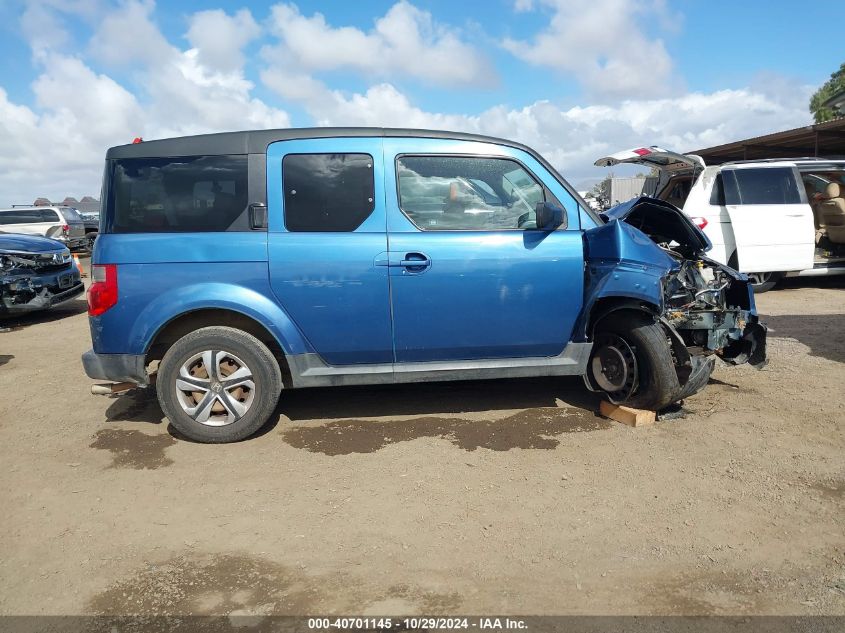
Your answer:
595;148;845;291
0;206;88;251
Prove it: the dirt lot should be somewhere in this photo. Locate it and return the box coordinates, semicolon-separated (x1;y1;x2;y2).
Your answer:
0;259;843;617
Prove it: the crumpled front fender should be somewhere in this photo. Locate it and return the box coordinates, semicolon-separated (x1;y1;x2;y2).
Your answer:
576;219;679;340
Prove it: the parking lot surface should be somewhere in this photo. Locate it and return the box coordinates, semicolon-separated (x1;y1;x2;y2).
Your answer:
1;259;843;616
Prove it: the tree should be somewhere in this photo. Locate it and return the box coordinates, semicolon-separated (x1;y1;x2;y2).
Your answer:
589;176;611;207
809;62;845;124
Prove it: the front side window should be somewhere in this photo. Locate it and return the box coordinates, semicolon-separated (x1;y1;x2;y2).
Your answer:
283;153;375;232
397;156;546;230
723;167;801;205
110;155;249;233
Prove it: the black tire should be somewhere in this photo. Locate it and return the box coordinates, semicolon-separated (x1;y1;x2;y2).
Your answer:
588;312;680;411
747;271;782;294
675;356;715;401
728;254;781;293
157;326;282;443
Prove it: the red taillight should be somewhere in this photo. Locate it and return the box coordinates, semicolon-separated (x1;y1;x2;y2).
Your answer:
87;264;118;316
691;216;708;230
62;224;69;234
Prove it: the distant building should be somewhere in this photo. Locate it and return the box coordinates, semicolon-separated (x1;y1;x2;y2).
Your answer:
32;196;101;214
608;176;647;206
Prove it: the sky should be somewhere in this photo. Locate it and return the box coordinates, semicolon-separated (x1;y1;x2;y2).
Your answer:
0;0;840;204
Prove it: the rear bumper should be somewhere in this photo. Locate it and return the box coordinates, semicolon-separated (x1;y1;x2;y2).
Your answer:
82;349;148;385
56;236;88;250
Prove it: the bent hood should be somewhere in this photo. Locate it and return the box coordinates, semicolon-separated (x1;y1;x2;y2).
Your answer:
604;196;712;256
0;233;67;253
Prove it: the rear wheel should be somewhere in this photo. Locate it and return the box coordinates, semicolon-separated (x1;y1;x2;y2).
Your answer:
587;312;681;411
728;253;782;293
157;326;282;443
746;271;782;293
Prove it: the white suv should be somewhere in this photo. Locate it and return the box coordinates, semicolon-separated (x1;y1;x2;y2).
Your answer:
0;205;88;250
595;148;845;291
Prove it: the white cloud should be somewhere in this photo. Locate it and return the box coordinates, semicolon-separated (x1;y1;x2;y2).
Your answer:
503;0;678;99
186;8;261;73
88;0;174;67
263;1;495;87
145;49;290;139
263;76;813;183
0;0;816;206
0;1;289;204
0;56;143;204
21;0;104;57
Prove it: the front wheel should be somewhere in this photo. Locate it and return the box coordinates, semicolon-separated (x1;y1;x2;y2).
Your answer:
157;326;282;443
586;313;681;411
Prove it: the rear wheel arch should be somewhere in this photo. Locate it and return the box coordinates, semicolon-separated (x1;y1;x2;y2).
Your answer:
146;308;291;386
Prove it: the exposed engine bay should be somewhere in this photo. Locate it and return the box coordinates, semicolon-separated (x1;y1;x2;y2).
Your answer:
661;252;765;365
612;197;767;370
1;247;84;315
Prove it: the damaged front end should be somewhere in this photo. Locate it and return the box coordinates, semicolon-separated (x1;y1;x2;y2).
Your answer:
1;238;84;316
662;255;767;369
583;196;766;401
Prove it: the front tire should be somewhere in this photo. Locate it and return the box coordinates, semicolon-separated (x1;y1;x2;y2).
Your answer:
587;312;680;411
157;326;282;443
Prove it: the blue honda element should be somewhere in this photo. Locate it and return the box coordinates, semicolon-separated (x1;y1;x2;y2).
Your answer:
82;128;766;443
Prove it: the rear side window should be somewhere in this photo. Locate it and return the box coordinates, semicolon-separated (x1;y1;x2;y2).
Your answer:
0;210;45;224
283;153;375;232
722;167;801;205
109;155;249;232
40;209;60;221
397;155;546;230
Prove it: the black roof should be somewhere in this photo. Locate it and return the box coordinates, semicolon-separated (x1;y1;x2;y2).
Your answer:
104;126;601;224
106;127;534;159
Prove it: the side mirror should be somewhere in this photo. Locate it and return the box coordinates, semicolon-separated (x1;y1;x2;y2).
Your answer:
535;201;567;230
249;203;268;230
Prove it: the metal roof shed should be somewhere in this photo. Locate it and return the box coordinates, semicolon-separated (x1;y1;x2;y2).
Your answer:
688;118;845;164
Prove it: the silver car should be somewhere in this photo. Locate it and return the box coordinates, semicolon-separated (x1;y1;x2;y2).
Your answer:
0;206;88;250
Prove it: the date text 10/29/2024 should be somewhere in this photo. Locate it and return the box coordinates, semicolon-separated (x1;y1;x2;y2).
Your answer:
307;617;528;630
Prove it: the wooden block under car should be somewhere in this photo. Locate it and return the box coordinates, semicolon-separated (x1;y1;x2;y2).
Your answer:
599;400;656;427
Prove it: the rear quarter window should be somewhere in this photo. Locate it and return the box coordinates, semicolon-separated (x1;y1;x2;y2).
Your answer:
109;155;249;232
59;207;82;222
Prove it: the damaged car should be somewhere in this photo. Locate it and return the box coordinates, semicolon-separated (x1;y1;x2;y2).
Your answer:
1;234;84;317
582;196;766;409
82;128;766;443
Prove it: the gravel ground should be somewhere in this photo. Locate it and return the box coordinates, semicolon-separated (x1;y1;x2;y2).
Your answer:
0;259;843;617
